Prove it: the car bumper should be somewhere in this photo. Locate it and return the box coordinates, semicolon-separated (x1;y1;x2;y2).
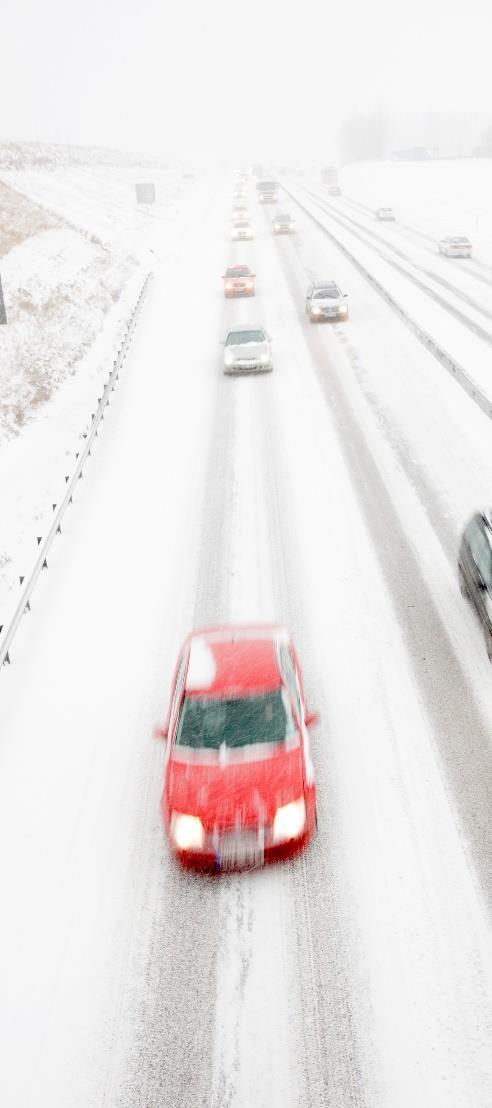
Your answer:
224;288;255;297
171;827;313;872
224;361;272;374
310;310;348;322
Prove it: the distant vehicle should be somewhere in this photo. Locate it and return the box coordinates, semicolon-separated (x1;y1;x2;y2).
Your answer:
222;325;273;374
256;178;279;203
321;165;339;186
157;624;318;870
305;280;349;322
459;511;492;660
438;235;472;258
222;264;256;297
231;220;253;241
232;206;249;221
326;185;342;196
376;207;395;221
273;212;296;234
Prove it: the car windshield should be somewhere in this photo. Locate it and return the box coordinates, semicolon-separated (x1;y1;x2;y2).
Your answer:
226;267;250;277
313;287;339;299
235;221;250;228
175;690;295;750
451;237;469;243
226;330;266;345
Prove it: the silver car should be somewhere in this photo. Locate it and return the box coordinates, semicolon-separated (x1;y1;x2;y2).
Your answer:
438;235;472;258
305;281;349;322
222;326;273;374
376;207;395;221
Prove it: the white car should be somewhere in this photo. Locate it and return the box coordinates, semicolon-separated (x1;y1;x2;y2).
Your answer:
231;220;253;241
223;326;273;374
376;207;395;221
273;212;296;234
438;235;472;258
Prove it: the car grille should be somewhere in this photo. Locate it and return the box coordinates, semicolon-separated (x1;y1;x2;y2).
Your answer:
217;829;264;869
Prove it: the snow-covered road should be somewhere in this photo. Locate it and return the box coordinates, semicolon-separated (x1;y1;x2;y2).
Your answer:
1;173;492;1108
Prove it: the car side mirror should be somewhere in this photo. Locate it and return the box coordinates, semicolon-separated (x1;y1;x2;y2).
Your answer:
153;724;168;742
305;711;320;728
477;578;487;591
343;293;348;298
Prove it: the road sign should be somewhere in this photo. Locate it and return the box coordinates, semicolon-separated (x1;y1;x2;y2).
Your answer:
135;183;156;204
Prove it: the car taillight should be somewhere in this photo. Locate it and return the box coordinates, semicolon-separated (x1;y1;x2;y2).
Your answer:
225;282;233;289
245;281;253;289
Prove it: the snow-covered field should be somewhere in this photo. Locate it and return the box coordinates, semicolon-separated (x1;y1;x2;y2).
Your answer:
1;160;492;1108
0;162;198;608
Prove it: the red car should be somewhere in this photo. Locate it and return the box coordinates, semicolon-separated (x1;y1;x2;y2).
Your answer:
156;625;318;871
222;264;256;297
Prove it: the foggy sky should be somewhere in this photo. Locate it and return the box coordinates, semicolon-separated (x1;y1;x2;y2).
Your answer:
2;0;491;161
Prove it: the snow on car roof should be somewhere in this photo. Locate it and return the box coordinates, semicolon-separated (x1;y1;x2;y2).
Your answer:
185;626;289;696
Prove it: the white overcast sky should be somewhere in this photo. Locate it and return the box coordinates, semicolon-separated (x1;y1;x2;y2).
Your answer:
2;0;491;160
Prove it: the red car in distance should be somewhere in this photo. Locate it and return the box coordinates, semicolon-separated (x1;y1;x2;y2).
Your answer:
222;264;256;297
156;625;318;871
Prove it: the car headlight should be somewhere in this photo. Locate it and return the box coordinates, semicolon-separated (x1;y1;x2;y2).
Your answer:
311;305;321;314
289;223;295;230
170;812;204;851
260;353;270;364
273;798;306;843
225;352;235;366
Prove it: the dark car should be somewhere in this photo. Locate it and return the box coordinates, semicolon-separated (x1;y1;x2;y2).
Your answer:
458;510;492;659
305;280;348;322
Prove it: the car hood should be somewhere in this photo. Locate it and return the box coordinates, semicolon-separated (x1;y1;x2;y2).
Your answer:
226;341;269;359
165;743;304;829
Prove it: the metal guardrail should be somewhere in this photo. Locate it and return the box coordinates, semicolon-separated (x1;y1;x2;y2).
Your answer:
282;177;492;425
0;269;152;667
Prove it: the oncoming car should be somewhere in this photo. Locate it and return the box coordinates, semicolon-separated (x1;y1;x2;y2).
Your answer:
156;625;318;870
459;510;492;660
231;219;253;241
232;206;249;222
305;280;348;321
376;207;395;221
273;212;296;234
222;325;273;373
222;264;256;297
438;235;472;258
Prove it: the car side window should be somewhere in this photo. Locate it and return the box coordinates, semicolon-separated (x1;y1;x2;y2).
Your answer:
467;520;492;586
